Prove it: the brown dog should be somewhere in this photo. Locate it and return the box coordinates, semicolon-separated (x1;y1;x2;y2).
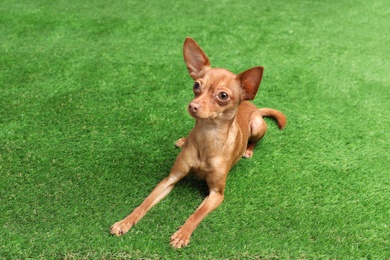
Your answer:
110;37;287;248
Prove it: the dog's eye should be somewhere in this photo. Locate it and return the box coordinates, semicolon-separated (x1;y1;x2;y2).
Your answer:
218;92;229;101
193;82;200;91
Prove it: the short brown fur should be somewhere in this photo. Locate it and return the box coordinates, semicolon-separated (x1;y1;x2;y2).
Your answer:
110;37;287;248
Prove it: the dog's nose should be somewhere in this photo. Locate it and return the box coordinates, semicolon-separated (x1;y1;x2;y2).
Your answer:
188;102;201;113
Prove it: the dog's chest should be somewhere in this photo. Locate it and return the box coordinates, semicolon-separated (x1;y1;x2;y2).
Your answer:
185;122;245;178
188;139;237;180
190;153;226;180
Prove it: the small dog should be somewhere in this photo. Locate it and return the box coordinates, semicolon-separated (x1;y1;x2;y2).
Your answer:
110;37;287;248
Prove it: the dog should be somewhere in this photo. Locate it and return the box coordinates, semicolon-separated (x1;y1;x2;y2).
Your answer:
110;37;287;248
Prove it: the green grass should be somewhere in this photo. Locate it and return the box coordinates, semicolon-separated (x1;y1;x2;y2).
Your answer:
1;0;389;258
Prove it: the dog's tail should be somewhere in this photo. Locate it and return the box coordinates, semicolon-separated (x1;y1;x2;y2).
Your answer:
259;108;287;130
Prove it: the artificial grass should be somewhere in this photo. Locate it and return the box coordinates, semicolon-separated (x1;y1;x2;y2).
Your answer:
1;0;389;258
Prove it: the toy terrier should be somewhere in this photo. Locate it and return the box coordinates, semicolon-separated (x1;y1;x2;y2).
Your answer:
110;37;287;248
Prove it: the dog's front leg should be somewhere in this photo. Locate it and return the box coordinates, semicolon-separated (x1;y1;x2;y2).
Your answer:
170;189;224;248
110;176;178;236
110;155;190;236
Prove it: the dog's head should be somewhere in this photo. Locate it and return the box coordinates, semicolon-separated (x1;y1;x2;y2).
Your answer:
183;37;263;121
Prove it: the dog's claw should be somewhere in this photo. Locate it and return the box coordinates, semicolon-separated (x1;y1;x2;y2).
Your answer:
243;150;253;158
170;228;191;248
110;221;132;236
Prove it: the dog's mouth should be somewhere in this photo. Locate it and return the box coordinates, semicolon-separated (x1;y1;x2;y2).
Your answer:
188;110;219;121
188;109;218;120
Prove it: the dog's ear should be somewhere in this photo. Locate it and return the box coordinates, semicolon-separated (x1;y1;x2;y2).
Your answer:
237;66;264;100
183;38;211;79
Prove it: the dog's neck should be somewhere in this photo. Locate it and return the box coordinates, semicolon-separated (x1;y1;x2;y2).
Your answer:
192;115;240;148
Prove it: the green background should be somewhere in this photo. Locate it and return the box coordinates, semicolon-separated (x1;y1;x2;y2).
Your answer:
1;0;389;258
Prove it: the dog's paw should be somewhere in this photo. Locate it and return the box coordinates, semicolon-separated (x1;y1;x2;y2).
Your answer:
170;228;191;248
242;149;253;158
174;137;186;148
110;220;133;236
